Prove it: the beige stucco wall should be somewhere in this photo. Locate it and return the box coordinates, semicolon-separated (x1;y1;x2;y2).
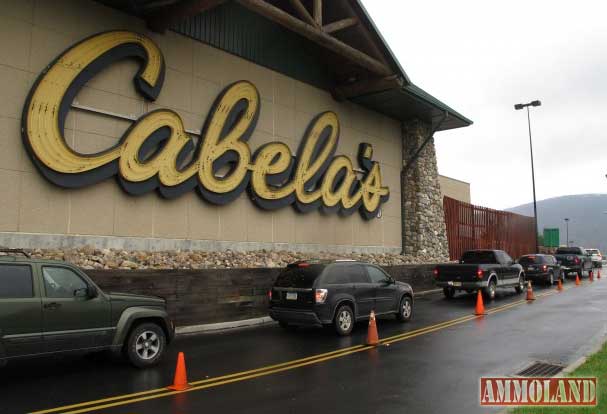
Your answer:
438;175;471;204
0;0;403;252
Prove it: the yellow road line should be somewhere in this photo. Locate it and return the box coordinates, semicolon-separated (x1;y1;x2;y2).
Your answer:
30;344;366;414
31;287;570;414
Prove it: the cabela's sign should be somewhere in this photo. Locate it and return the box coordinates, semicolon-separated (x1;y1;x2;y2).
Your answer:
22;31;389;219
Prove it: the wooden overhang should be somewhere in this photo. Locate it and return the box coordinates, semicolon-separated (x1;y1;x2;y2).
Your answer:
96;0;472;131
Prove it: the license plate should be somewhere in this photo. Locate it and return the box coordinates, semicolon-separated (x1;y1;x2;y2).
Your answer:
286;292;298;300
452;281;462;287
527;266;535;271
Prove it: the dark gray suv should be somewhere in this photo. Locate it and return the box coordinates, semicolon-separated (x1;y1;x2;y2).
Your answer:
268;260;414;335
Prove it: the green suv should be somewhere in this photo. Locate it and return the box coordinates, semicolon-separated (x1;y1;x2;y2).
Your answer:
0;250;174;368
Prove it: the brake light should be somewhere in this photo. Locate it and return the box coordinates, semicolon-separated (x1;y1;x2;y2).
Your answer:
433;268;439;278
315;289;328;304
542;265;547;272
477;268;484;278
268;289;272;300
574;257;580;264
298;262;310;268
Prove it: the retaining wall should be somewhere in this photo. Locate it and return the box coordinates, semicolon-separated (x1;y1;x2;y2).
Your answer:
85;264;437;326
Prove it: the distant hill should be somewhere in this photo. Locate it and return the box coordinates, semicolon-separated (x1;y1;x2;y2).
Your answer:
506;194;607;253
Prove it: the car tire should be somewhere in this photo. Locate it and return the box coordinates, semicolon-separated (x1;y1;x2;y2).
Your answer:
443;287;456;299
396;295;413;322
125;322;166;368
333;304;354;336
547;271;554;286
514;275;524;294
485;278;497;299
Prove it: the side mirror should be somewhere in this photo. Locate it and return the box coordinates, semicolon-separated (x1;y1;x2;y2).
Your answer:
74;287;88;298
74;286;97;298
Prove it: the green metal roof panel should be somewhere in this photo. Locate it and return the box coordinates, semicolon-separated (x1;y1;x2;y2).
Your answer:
350;85;472;131
171;2;333;90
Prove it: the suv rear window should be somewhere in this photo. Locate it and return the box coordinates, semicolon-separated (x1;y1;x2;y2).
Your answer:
274;265;324;288
518;256;540;265
0;264;33;298
555;247;582;254
461;251;497;264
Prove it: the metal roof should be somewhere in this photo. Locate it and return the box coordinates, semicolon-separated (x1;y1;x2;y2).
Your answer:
95;0;472;131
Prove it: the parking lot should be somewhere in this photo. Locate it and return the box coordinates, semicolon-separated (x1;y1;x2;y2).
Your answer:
2;274;606;414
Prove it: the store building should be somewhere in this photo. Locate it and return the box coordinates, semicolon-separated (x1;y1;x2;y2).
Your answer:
439;175;471;204
0;0;471;259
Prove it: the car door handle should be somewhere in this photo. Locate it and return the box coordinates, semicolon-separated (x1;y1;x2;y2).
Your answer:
43;302;61;310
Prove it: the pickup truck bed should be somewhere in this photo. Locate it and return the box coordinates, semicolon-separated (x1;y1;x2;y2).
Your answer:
434;249;525;300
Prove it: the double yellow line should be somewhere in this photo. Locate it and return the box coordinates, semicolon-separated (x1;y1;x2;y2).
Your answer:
30;289;561;414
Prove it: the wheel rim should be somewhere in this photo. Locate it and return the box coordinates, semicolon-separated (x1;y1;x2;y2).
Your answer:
338;310;352;331
550;273;554;284
135;331;160;360
490;283;496;298
402;299;412;318
520;278;524;290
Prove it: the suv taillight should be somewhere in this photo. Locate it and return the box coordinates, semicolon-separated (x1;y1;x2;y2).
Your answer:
268;289;272;300
315;289;328;304
574;257;580;264
542;265;547;272
476;268;484;279
433;268;439;278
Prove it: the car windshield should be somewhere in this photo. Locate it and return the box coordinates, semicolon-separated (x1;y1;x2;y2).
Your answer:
586;249;598;255
460;251;496;264
555;247;581;254
274;265;323;288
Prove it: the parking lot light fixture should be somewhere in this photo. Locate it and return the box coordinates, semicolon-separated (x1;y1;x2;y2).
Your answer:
564;218;569;247
515;100;542;253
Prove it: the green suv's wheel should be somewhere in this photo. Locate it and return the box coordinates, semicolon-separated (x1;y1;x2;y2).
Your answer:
334;304;354;336
396;295;413;322
125;323;166;368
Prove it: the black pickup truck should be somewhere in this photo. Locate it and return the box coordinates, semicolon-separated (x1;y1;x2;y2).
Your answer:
554;246;593;278
434;250;525;300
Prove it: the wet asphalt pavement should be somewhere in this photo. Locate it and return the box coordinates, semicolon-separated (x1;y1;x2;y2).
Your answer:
2;274;607;414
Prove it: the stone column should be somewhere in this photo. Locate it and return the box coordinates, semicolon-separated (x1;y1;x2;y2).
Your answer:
401;119;449;260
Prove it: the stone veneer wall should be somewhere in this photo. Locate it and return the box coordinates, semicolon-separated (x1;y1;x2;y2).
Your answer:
401;119;450;260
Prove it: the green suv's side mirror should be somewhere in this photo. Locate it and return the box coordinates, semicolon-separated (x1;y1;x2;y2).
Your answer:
74;286;97;298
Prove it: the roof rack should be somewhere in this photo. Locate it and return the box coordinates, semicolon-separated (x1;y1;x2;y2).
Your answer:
0;249;31;258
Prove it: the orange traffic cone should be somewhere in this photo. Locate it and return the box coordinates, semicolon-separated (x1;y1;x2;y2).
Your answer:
575;273;581;286
168;352;191;391
366;310;379;346
557;278;563;292
474;290;486;316
526;281;535;301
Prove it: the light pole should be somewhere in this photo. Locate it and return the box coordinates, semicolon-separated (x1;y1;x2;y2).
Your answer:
564;218;569;247
515;100;542;253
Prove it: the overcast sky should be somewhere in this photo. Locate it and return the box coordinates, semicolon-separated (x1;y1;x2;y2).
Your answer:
363;0;607;210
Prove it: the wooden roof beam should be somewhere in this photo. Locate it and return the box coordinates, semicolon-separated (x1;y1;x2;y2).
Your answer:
323;17;358;34
313;0;322;26
236;0;393;77
288;0;318;27
146;0;226;33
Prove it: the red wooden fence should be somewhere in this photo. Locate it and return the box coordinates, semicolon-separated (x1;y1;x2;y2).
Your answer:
443;196;535;260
